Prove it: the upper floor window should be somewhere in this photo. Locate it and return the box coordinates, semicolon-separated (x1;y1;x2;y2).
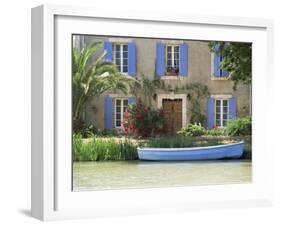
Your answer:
73;35;85;51
156;42;188;77
215;99;228;127
213;44;229;78
113;43;128;73
166;45;180;76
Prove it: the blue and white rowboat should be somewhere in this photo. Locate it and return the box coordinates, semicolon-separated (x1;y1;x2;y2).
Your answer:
137;141;244;161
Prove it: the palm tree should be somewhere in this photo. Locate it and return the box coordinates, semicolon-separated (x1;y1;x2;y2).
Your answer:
72;41;136;127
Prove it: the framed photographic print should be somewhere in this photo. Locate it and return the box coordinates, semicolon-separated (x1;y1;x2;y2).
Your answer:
31;4;274;221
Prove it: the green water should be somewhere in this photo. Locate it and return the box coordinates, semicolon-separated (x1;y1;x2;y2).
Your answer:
73;160;252;191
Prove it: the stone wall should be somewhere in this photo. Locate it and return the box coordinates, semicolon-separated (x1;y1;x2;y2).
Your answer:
74;35;251;129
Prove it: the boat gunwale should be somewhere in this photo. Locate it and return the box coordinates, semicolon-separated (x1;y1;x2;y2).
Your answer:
137;141;244;152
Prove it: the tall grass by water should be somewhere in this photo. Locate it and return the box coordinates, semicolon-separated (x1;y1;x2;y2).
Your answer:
73;134;138;161
73;135;198;161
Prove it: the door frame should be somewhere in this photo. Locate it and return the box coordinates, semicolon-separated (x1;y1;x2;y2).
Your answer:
157;93;187;128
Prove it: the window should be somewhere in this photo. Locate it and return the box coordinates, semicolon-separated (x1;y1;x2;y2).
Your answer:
113;43;128;73
215;99;228;127
213;44;229;78
73;35;85;51
166;45;180;75
216;55;227;77
115;98;128;128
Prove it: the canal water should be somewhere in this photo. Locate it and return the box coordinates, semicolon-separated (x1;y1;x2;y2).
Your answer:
73;160;252;191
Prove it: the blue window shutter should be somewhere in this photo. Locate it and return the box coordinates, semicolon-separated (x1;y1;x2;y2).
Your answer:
207;97;215;129
156;42;165;76
214;54;221;77
213;44;221;77
228;97;237;120
213;44;229;77
103;41;112;62
128;42;136;76
128;96;136;105
179;43;188;76
221;69;229;77
104;95;113;129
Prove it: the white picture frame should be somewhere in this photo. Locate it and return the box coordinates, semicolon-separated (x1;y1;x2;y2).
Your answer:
31;4;274;221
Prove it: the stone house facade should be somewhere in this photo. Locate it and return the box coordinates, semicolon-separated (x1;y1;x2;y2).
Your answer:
73;35;251;133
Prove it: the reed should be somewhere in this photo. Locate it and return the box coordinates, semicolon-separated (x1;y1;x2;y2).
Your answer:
73;134;138;161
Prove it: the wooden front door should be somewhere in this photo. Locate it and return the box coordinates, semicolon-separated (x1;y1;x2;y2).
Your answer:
162;99;182;135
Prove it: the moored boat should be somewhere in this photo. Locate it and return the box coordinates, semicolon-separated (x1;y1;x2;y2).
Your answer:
137;141;244;161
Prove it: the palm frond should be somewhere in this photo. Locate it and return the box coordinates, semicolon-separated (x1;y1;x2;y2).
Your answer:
72;39;138;121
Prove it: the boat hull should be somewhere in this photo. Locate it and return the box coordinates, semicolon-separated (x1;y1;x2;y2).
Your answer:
137;141;244;161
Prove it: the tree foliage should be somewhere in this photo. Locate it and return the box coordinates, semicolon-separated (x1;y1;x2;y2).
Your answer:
209;41;252;90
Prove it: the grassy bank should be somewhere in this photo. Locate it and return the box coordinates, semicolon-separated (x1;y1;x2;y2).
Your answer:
73;134;251;161
73;134;138;161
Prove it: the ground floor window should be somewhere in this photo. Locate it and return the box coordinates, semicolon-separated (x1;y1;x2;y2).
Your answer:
215;99;228;127
115;98;128;128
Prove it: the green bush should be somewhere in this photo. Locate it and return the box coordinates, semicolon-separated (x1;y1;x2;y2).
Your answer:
145;136;193;148
76;125;127;138
144;136;222;148
225;116;252;136
177;123;205;137
76;124;101;138
101;128;125;137
206;128;226;136
73;135;138;161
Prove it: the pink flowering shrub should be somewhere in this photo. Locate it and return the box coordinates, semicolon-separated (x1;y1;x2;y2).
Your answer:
122;99;164;137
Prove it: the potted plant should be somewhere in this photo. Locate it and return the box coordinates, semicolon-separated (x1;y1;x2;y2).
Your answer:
166;66;179;76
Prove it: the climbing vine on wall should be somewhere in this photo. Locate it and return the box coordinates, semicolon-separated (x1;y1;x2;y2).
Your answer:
130;75;166;108
182;83;209;125
130;76;209;126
